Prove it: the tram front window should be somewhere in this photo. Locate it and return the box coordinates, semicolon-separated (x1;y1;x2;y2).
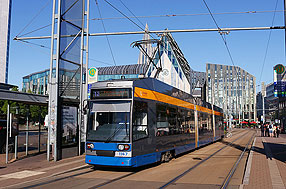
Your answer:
87;112;130;142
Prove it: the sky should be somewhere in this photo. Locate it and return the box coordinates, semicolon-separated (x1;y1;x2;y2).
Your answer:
8;0;286;91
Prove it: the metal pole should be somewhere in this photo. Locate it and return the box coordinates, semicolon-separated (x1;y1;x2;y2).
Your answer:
26;109;29;156
47;0;57;162
15;136;18;160
13;26;286;40
6;102;10;164
84;0;90;154
194;105;198;148
53;0;62;162
212;105;216;140
38;108;41;153
78;0;86;156
263;94;265;124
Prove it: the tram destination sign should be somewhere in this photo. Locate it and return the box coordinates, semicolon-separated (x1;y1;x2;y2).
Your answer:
91;88;131;99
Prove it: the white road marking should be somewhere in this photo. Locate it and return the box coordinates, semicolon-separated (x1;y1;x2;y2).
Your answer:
0;170;45;179
242;137;256;186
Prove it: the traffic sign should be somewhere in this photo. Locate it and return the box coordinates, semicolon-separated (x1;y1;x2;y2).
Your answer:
88;67;98;84
274;64;285;74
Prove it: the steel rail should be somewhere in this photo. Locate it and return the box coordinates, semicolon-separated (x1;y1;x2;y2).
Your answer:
14;26;285;40
159;130;250;189
89;131;247;189
220;132;256;189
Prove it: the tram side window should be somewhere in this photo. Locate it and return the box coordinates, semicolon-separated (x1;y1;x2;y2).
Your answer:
156;104;169;136
133;101;148;141
177;108;186;133
185;109;195;133
168;107;179;135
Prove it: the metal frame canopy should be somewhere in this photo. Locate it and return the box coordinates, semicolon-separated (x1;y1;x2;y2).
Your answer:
48;0;90;161
0;89;48;105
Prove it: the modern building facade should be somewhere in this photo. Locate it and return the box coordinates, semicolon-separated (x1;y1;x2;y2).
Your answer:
206;63;256;123
265;82;278;120
0;0;12;83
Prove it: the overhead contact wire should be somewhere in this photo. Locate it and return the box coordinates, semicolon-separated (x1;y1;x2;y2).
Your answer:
102;0;156;40
118;0;158;38
95;0;117;66
259;0;279;84
16;0;52;37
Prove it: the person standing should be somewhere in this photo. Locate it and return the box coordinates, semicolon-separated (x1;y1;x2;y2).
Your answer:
269;124;273;137
266;124;270;137
277;126;281;138
261;124;264;137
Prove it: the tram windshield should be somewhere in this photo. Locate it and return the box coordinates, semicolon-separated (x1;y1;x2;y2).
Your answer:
87;112;130;142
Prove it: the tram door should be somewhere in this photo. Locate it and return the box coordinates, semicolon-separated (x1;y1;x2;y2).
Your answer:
132;101;155;165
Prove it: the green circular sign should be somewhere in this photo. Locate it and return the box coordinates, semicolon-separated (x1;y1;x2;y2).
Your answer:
274;64;285;74
89;68;97;77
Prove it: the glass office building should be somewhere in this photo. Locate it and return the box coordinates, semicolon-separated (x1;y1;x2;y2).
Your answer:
206;63;256;122
22;65;147;95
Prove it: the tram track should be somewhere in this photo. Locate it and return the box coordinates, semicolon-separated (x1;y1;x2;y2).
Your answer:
88;129;249;189
220;132;256;189
4;129;252;189
158;130;254;189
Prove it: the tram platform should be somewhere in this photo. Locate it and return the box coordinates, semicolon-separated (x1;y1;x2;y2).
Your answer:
242;133;286;189
0;153;86;187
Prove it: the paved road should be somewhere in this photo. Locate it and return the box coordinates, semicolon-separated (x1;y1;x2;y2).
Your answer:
0;129;255;189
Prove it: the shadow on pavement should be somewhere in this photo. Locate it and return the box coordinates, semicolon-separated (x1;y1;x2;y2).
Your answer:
220;137;286;163
262;142;286;163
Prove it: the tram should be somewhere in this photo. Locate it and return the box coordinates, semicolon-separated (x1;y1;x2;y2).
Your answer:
85;78;224;167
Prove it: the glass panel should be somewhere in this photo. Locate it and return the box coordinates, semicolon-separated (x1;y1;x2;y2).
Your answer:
132;101;148;141
87;112;130;142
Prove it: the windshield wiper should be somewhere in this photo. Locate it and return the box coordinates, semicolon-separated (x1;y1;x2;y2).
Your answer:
104;124;126;143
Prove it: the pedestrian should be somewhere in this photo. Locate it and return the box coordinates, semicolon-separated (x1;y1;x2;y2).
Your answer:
266;124;269;137
273;125;277;137
277;126;281;138
269;124;273;137
261;124;264;137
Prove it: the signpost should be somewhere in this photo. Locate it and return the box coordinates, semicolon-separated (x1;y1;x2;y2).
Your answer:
87;67;98;99
274;64;286;97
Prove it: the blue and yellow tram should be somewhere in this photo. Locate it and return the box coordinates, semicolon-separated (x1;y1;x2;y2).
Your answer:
85;78;224;167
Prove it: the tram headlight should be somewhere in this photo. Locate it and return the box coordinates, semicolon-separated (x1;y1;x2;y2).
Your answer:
118;144;130;151
86;143;94;149
118;144;125;151
124;144;130;150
